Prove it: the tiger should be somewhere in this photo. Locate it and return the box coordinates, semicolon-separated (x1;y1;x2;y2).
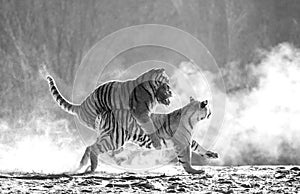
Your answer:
78;96;218;174
44;68;172;147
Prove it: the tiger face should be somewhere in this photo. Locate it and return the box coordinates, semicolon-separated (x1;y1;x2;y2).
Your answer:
182;97;211;126
155;83;172;105
147;69;172;106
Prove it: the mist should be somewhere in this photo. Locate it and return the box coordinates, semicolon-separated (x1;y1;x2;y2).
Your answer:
215;43;300;165
122;43;300;167
0;101;83;173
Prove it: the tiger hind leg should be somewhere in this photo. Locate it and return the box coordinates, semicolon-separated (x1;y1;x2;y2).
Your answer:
176;145;204;174
76;144;101;173
75;145;96;173
79;146;91;169
89;145;98;172
73;146;91;173
78;133;124;173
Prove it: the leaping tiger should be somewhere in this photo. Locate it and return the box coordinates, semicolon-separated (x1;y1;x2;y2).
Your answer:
44;68;172;148
79;97;218;174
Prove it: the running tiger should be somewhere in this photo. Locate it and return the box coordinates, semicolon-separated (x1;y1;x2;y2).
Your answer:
79;97;217;174
44;68;172;147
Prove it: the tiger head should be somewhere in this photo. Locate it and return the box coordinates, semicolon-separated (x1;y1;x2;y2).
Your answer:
137;68;172;106
149;68;172;106
181;96;211;126
144;68;172;105
155;82;172;105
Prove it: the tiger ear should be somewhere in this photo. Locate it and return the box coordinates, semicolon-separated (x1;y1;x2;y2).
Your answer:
190;96;195;102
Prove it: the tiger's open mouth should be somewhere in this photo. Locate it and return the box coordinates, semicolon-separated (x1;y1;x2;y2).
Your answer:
156;83;172;106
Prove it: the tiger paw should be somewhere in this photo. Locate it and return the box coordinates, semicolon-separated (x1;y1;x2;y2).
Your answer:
204;150;218;159
185;168;205;174
83;165;96;174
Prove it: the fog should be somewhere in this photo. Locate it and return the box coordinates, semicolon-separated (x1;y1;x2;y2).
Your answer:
216;43;300;165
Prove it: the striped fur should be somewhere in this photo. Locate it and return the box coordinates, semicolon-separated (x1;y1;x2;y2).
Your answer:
79;97;218;174
45;68;171;129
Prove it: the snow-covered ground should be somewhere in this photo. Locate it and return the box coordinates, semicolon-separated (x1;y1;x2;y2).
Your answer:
0;165;299;193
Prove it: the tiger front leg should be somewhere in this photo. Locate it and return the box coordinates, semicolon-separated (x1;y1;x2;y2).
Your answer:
175;145;205;174
191;140;218;159
133;113;162;149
